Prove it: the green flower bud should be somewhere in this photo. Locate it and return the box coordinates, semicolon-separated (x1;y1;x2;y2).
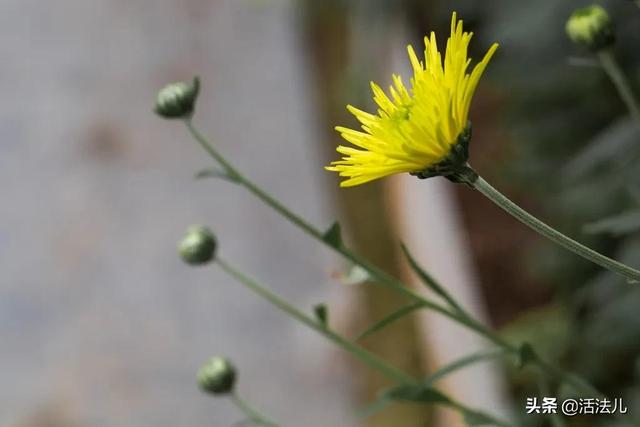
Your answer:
565;5;614;51
154;77;200;118
197;357;236;395
178;225;217;265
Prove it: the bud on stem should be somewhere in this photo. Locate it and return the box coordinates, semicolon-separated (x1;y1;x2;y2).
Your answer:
566;5;614;51
154;77;200;118
178;225;217;265
197;356;236;395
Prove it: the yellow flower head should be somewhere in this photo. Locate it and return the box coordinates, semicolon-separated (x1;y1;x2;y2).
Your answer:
326;12;498;187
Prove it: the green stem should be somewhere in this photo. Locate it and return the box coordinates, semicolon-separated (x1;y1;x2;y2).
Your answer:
597;49;640;124
472;175;640;283
230;392;279;427
216;257;415;384
182;119;605;398
422;348;507;386
216;257;512;427
185;120;456;312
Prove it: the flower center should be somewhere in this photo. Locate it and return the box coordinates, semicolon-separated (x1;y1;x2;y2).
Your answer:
389;103;413;127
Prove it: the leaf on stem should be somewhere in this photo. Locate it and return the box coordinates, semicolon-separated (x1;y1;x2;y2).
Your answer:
422;348;506;387
401;243;463;312
194;167;237;182
323;222;343;248
313;303;328;327
357;384;451;418
356;302;425;341
357;350;505;419
518;342;539;369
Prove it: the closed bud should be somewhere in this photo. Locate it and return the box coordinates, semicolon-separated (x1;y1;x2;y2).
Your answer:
566;5;614;51
154;77;200;118
178;225;217;265
197;357;236;395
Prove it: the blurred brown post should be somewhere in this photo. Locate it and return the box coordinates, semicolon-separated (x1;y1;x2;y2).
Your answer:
297;1;432;426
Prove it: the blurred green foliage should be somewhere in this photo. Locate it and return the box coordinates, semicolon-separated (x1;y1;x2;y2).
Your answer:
473;1;640;425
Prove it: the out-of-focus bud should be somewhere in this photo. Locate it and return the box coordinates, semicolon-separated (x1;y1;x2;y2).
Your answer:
178;225;217;265
565;5;614;51
197;357;236;395
154;77;200;118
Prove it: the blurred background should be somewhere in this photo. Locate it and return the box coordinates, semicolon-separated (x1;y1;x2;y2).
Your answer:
2;0;640;426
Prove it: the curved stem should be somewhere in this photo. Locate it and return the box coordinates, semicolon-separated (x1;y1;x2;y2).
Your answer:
597;49;640;124
216;257;512;427
182;119;606;398
230;392;279;427
472;175;640;283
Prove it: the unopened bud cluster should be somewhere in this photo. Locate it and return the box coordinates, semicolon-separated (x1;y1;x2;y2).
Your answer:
566;5;614;51
155;77;200;118
197;356;236;395
178;225;217;265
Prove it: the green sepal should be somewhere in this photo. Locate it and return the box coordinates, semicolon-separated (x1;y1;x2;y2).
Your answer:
410;121;478;186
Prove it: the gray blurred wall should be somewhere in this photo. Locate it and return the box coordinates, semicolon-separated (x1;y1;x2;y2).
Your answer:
0;0;355;425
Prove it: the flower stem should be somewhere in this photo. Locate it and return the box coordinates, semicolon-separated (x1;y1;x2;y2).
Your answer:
216;257;415;385
230;392;279;427
182;119;606;399
184;119;449;305
597;49;640;124
216;257;512;427
472;175;640;283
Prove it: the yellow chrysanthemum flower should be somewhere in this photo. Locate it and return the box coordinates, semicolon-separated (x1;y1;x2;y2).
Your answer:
326;12;499;187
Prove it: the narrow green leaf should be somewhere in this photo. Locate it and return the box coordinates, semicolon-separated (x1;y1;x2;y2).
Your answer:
194;167;237;182
583;210;640;236
357;349;505;419
356;302;425;341
401;243;463;312
323;222;343;248
313;304;328;327
422;348;506;387
383;384;451;404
